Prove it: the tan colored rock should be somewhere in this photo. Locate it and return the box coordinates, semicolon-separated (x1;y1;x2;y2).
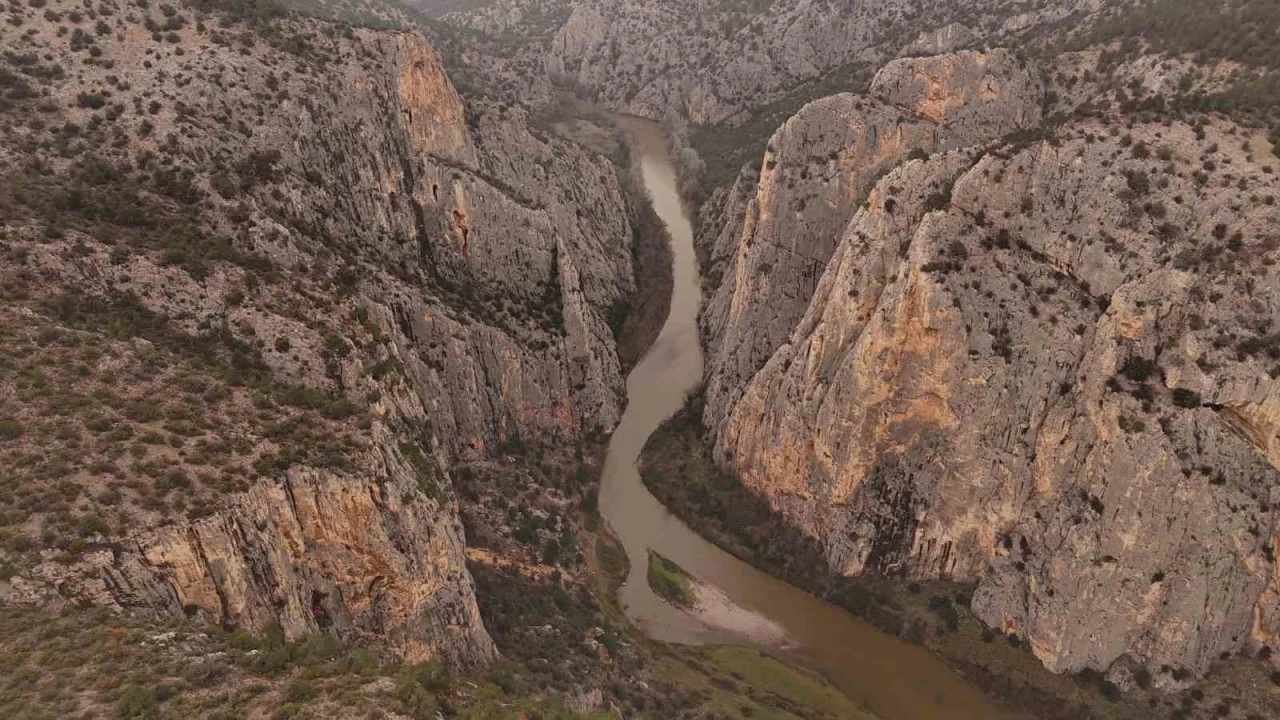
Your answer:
395;33;478;167
870;49;1042;140
24;447;494;667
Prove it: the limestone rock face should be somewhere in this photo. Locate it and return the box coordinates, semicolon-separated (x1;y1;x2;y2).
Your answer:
711;113;1280;676
238;30;635;454
901;23;977;57
701;50;1042;435
700;96;936;425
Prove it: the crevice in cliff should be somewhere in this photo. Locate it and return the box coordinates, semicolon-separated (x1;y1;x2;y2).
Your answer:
188;528;232;628
398;151;442;283
311;589;334;632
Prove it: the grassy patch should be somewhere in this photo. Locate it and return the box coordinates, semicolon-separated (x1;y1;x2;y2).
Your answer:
594;532;629;594
646;551;694;607
644;645;876;720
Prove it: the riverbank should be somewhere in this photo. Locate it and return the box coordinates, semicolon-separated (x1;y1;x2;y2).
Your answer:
613;155;673;371
639;395;1280;720
577;491;875;719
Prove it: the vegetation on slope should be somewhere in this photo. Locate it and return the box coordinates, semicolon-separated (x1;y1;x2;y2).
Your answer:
1054;0;1280;143
0;603;623;720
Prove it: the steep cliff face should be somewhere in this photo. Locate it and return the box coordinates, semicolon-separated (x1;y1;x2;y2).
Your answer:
712;107;1280;677
396;34;479;165
0;7;637;665
268;31;634;451
702;50;1042;434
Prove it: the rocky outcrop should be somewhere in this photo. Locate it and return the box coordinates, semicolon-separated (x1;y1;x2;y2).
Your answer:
712;113;1280;677
870;50;1043;142
396;34;478;166
14;446;495;667
702;49;1042;434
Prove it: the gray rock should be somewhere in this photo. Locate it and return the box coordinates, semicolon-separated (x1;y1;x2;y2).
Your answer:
901;23;978;57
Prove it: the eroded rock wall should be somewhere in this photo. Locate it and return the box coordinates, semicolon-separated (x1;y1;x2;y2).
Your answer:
16;445;494;666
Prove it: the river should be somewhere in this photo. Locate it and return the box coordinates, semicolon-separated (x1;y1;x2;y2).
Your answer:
600;116;1021;720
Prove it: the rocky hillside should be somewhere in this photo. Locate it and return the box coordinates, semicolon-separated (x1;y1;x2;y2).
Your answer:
0;0;644;670
698;39;1280;686
444;0;1093;126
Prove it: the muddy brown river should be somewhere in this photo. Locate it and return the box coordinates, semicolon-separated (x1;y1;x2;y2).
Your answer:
601;116;1020;720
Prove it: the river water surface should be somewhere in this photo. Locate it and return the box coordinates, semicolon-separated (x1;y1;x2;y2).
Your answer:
600;116;1021;720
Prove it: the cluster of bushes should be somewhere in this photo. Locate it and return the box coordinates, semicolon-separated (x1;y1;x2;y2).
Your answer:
1;602;605;719
921;239;969;275
0;65;38;112
646;552;694;606
1064;0;1280;147
469;561;622;692
2;155;276;280
45;291;366;477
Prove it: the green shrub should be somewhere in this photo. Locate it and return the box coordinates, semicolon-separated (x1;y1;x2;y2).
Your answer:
647;551;694;606
283;678;314;703
114;684;157;718
1121;356;1158;382
0;419;21;441
76;92;106;109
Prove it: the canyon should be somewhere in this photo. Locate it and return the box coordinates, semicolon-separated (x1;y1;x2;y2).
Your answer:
3;0;1280;717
